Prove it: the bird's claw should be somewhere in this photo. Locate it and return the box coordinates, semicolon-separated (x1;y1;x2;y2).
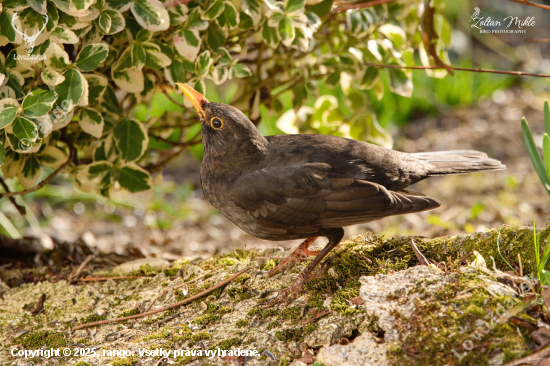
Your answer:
262;278;305;308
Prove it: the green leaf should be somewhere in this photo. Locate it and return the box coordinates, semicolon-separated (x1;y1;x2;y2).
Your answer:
11;116;38;143
97;9;125;34
543;133;550;179
131;45;147;71
22;89;58;118
202;0;225;20
522;118;550;194
231;63;251;79
131;0;170;31
54;69;84;112
308;0;333;17
113;119;148;162
206;23;227;52
72;0;94;11
388;68;413;98
79;108;104;138
51;26;79;44
37;145;67;169
136;28;153;42
0;105;19;129
85;74;108;104
0;143;5;167
278;17;295;46
360;67;379;89
0;11;17;42
261;21;279;47
116;164;151;192
142;42;172;69
27;0;47;14
76;43;109;72
544;101;550;135
219;1;239;28
195;51;212;78
87;161;115;189
285;0;305;13
165;59;186;85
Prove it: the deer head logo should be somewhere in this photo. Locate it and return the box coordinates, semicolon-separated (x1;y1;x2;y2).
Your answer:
11;11;49;54
470;7;482;22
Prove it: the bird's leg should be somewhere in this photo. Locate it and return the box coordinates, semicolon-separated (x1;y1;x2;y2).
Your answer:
268;237;319;277
265;228;344;307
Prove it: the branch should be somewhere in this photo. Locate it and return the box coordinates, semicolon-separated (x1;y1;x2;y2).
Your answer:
333;0;395;12
0;177;26;214
145;130;202;173
162;88;185;109
525;38;550;43
71;266;250;331
364;63;550;78
509;0;550;11
0;134;76;198
149;133;202;147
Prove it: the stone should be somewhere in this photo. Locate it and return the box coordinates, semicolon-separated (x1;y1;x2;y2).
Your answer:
113;258;170;274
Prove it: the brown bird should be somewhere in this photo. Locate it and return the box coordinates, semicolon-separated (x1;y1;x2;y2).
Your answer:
176;83;505;305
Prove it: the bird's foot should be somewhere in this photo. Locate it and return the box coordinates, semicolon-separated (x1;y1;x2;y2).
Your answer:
263;275;307;308
268;237;319;277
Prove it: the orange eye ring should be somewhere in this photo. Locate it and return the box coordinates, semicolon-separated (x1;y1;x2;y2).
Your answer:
210;117;223;129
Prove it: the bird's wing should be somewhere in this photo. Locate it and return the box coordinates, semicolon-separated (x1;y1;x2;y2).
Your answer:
229;163;440;235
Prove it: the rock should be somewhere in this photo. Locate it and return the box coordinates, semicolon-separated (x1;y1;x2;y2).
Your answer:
113;258;170;274
317;333;386;366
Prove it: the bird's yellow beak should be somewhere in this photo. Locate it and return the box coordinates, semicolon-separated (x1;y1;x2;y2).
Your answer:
176;83;209;120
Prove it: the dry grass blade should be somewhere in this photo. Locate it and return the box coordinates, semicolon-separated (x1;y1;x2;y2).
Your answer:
71;267;250;332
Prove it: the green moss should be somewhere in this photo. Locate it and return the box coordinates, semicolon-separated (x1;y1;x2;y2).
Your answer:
236;318;250;327
131;264;158;276
304;323;318;334
118;308;140;317
279;306;301;323
247;308;262;317
164;267;181;277
81;313;106;324
192;313;220;325
275;328;304;342
111;358;135;366
191;331;211;341
261;309;278;319
388;272;534;365
74;362;91;366
218;306;233;314
216;337;242;349
16;331;68;348
266;321;278;330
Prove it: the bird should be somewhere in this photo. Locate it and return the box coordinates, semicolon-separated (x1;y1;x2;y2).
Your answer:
175;83;505;305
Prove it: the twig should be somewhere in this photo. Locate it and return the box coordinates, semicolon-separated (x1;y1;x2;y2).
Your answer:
145;130;202;174
149;134;201;147
69;255;95;283
146;264;223;312
162;88;185;108
0;132;76;198
364;63;550;78
525;38;550;43
509;0;550;11
71;267;250;331
410;239;430;266
78;276;138;282
31;293;46;316
333;0;395;12
0;177;26;214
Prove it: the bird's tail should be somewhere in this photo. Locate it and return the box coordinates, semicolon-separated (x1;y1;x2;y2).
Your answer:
412;150;505;176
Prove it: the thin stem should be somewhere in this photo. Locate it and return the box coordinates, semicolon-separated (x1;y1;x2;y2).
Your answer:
162;88;185;109
0;177;26;214
525;38;550;43
0;133;76;198
145;130;202;174
71;267;250;331
509;0;550;11
364;63;550;78
333;0;396;12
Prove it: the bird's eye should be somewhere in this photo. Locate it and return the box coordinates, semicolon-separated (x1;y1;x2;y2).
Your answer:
210;117;223;129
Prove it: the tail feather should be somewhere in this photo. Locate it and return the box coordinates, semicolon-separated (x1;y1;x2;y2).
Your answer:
412;150;505;176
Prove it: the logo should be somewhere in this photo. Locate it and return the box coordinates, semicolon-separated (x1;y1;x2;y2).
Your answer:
11;11;48;55
469;7;535;33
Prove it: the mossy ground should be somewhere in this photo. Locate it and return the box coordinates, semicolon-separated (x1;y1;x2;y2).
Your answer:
0;225;547;365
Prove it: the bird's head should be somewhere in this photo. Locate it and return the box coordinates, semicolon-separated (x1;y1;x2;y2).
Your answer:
176;83;267;159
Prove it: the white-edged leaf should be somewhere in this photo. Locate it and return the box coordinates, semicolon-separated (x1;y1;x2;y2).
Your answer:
278;17;295;46
78;107;104;137
22;89;59;118
86;161;115;189
84;73;108;104
41;66;65;86
45;42;71;70
96;9;125;34
131;45;147;71
54;68;84;112
116;163;151;192
174;28;201;61
27;0;47;14
142;42;172;69
18;155;41;188
113;118;148;162
9;116;39;143
285;0;305;13
0;98;20;129
51;26;79;44
112;68;144;93
131;0;170;31
195;50;212;78
231;63;251;79
77;73;89;106
0;143;5;167
37;145;67;169
202;0;224;20
76;43;109;71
